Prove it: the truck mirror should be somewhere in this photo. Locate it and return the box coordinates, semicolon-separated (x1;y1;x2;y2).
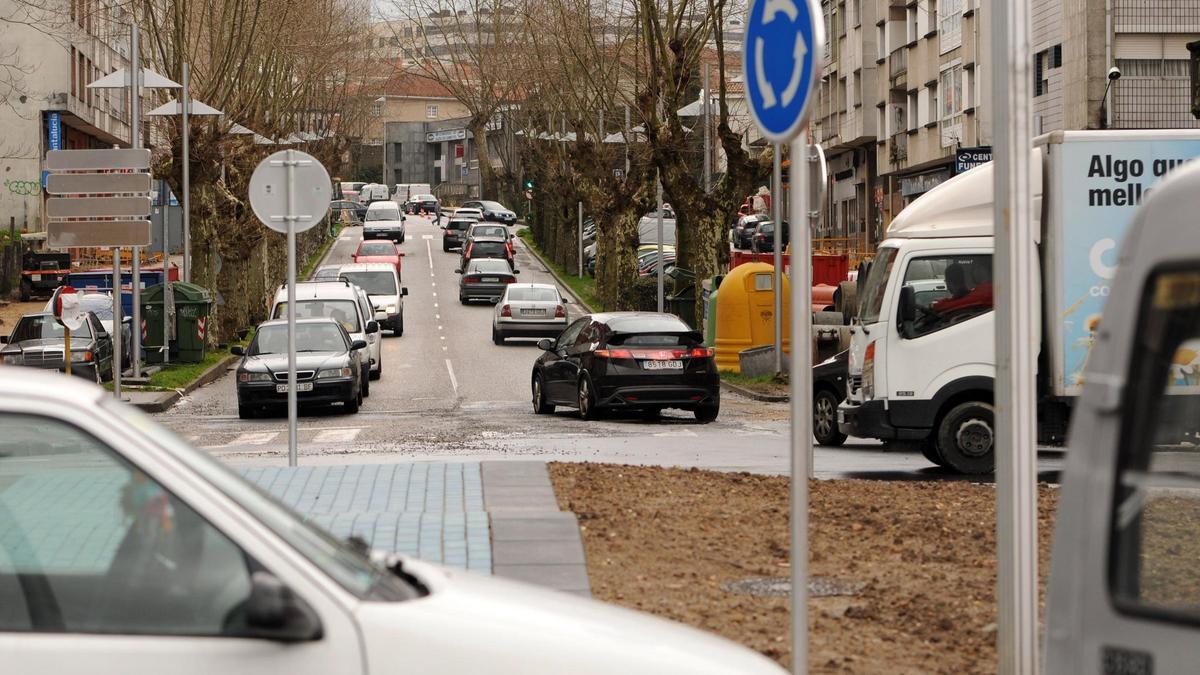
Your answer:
898;285;917;336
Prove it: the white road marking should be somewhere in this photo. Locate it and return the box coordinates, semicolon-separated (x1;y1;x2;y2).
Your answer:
426;239;433;270
238;431;279;445
652;429;699;438
440;336;445;340
422;234;433;240
434;303;439;308
313;428;361;444
438;325;443;330
435;314;440;320
445;359;459;393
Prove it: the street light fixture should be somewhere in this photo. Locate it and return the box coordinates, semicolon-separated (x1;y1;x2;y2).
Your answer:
1100;66;1121;129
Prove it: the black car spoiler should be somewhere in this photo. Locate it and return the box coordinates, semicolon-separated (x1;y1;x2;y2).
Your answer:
608;329;704;345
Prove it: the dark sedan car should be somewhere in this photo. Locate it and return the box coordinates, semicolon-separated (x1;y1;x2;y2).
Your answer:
408;193;440;216
442;218;474;251
0;311;114;383
458;258;518;304
231;318;366;419
459;236;516;273
734;215;770;249
460;200;518;226
813;350;849;446
531;312;719;422
751;221;789;253
330;199;367;223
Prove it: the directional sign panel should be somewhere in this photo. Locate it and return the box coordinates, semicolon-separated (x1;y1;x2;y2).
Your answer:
743;0;824;142
46;173;152;195
48;220;151;248
47;196;151;219
45;148;151;171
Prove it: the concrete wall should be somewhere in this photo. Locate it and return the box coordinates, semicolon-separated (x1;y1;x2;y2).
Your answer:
365;96;470;145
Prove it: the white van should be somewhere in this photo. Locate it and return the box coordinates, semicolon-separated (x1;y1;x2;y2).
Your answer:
270;280;383;390
363;201;406;243
360;184;390;204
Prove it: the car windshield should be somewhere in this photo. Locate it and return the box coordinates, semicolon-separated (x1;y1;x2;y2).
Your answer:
251;322;347;355
273;299;360;333
339;271;397;295
365;208;400;221
469;259;511;274
358;242;396;256
480;201;504;210
471;226;506;238
312;267;341;280
413;194;435;201
508;287;558;302
103;401;412;600
859;246;898;324
11;315;91;341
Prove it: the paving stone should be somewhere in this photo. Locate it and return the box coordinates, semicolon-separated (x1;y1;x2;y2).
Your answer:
493;564;591;591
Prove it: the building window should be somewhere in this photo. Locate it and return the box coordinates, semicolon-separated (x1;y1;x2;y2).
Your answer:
907;6;918;44
426;104;439;118
908;91;919;130
939;0;962;53
940;66;963;119
371;100;382;117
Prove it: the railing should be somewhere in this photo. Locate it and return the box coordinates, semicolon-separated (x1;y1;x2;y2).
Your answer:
812;237;875;269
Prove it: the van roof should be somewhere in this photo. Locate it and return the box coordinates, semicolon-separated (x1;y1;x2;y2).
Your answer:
366;200;400;210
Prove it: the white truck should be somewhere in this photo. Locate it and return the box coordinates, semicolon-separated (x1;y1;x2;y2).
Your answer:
837;130;1200;473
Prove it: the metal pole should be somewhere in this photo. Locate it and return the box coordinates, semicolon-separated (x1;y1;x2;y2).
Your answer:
162;178;170;366
788;131;812;675
130;22;142;378
64;327;71;377
111;247;122;397
772;143;783;375
993;0;1039;671
624;105;631;176
286;148;299;467
656;175;664;313
182;62;191;283
577;201;583;279
703;64;712;194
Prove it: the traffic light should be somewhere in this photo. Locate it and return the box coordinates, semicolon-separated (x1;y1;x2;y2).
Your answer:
523;179;535;190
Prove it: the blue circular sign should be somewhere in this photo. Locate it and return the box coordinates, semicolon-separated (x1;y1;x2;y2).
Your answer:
742;0;823;143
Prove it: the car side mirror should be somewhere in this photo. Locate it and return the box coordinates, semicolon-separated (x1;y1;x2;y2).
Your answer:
455;269;463;274
351;339;368;350
398;253;406;257
401;287;409;296
537;338;554;351
898;285;917;337
231;345;245;356
374;310;388;322
242;571;323;643
366;321;379;334
513;269;520;275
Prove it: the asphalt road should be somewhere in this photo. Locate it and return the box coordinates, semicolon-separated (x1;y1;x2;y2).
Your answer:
154;213;1064;481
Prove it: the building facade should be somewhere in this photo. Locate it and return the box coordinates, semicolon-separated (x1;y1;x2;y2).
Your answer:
0;0;133;231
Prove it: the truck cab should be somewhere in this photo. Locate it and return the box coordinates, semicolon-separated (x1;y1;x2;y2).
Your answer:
1045;149;1200;673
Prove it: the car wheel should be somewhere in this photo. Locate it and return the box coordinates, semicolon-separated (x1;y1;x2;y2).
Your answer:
532;374;555;414
694;403;720;423
813;389;848;446
369;361;381;381
460;296;469;305
238;404;256;420
577;376;600;421
935;401;995;474
344;392;360;414
639;407;660;421
362;371;371;396
399;234;405;244
393;315;404;337
443;242;450;252
492;326;504;345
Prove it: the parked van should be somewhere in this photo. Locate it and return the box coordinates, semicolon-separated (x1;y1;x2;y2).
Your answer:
270;280;383;389
360;184;391;204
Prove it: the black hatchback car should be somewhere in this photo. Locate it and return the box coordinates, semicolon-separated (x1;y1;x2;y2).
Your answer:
442;218;474;251
459;236;516;272
531;312;719;422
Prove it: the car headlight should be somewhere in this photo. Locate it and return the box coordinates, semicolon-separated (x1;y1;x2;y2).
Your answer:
1;354;21;365
385;305;398;314
318;367;353;379
238;371;272;383
71;350;94;363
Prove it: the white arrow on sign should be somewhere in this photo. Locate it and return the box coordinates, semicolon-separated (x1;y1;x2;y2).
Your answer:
781;36;808;107
762;0;798;23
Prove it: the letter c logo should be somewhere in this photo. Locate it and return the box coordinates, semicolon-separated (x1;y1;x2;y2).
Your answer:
1090;239;1117;280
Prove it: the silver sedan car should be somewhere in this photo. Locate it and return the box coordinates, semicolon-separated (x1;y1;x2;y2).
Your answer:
492;283;569;344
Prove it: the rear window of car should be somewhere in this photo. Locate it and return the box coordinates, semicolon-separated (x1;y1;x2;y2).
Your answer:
414;195;435;201
508;287;559;302
606;316;691;334
470;226;507;239
470;242;507;257
469;259;512;274
608;333;699;346
447;220;472;231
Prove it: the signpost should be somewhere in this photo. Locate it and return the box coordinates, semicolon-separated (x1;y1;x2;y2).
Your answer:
743;0;822;671
51;286;84;377
249;149;332;468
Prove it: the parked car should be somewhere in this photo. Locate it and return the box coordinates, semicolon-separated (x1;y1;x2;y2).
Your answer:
330;199;367;223
459;236;516;273
270;280;381;389
232;317;365;418
337;262;407;336
363;201;406;243
460;200;517;226
0;369;785;675
812;350;849;446
408;193;439;215
734;215;769;249
311;265;343;281
458;258;518;304
751;221;789;253
451;207;484;222
353;240;405;279
0;311;114;383
43;290;135;367
492;283;568;345
442;218;474;251
638;252;677;278
531;312;719;422
464;222;512;243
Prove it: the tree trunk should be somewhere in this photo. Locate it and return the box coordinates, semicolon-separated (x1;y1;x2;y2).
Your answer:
468;118;495;199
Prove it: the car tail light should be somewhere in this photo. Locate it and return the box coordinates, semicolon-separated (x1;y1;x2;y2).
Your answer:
687;346;714;358
594;348;634;359
863;340;876;400
464;242;474;257
554;305;566;318
463;276;479;284
500;304;511;317
505;277;517;284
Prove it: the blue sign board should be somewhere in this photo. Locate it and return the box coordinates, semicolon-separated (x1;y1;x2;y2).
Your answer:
47;112;62;151
742;0;823;142
954;146;992;174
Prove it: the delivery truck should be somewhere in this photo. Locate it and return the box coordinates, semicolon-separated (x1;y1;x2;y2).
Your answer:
837;130;1200;473
1045;144;1200;672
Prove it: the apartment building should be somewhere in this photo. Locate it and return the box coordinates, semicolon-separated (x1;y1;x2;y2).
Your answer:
0;0;133;230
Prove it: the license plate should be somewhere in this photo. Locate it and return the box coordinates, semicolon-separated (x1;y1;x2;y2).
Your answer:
481;277;499;283
642;360;683;370
520;308;546;316
30;274;41;281
276;382;314;393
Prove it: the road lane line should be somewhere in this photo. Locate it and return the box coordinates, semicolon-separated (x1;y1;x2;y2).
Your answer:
426;239;433;270
313;428;361;444
445;359;458;394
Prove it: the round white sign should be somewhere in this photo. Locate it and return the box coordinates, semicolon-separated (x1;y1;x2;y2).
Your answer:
249;149;333;234
54;287;87;331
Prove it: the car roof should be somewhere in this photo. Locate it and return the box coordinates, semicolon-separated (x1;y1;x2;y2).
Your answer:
586;311;690;326
366;200;400;210
338;262;397;274
274;281;360;300
258;317;342;329
469;236;508;243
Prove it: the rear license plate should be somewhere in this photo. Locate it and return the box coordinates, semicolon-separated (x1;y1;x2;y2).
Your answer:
30;274;41;281
642;360;683;370
276;382;314;393
520;308;546;316
482;277;499;283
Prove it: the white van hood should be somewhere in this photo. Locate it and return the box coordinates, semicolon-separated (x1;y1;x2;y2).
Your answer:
357;559;783;674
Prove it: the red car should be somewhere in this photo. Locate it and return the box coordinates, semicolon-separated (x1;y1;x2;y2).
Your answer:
353;240;405;279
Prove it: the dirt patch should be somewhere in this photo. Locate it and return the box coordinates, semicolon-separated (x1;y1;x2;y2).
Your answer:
0;300;41;335
549;463;1059;673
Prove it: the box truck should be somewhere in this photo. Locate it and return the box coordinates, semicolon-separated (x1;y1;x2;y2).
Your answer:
837;130;1200;473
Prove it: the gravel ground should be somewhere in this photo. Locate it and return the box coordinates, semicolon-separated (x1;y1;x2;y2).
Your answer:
0;300;41;334
549;463;1059;673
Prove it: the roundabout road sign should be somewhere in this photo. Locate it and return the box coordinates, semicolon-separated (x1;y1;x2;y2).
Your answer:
743;0;824;143
249;149;331;234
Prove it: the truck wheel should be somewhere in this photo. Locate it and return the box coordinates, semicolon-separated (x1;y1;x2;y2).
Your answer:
920;438;947;467
936;401;995;474
19;281;31;302
812;389;847;446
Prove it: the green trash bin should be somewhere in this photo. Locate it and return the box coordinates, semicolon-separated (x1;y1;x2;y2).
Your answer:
141;282;212;364
702;274;725;345
665;267;697;329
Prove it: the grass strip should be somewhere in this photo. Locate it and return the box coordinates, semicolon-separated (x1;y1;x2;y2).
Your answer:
517;228;604;311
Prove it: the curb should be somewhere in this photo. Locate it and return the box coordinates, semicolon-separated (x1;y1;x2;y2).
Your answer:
131;354;238;412
514;232;595;312
720;379;789;403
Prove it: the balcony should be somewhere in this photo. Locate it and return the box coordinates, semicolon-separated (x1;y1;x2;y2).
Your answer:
888;133;908;165
889;48;907;79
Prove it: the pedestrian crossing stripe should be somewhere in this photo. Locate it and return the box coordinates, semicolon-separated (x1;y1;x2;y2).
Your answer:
199;427;362;449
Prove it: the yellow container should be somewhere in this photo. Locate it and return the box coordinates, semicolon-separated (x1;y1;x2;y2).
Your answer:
714;262;791;373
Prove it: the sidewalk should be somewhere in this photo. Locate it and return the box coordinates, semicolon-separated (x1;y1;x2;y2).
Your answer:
240;460;590;594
